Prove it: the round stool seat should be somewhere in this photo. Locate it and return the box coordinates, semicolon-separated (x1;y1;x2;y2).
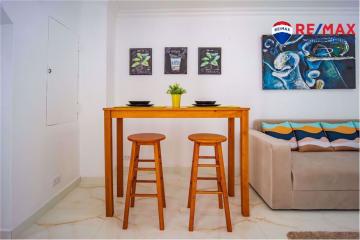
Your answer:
128;133;166;143
188;133;227;143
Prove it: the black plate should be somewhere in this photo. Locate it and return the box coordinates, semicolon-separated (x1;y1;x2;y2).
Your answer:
128;101;151;105
192;104;220;107
195;101;216;105
127;104;154;107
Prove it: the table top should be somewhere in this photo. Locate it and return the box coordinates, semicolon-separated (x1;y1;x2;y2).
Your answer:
104;106;250;111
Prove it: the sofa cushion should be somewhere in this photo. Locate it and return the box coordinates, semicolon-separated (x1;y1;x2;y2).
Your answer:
262;121;298;150
353;120;359;144
321;121;359;151
291;151;359;191
353;120;359;130
290;122;333;152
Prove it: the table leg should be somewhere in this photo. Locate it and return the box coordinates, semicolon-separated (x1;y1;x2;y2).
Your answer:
104;111;114;217
228;118;235;197
117;118;123;197
240;111;249;216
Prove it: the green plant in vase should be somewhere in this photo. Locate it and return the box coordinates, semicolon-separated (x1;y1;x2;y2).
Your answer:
166;83;186;108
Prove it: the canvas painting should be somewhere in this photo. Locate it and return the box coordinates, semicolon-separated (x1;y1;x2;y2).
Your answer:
129;48;152;75
262;34;355;90
165;47;187;74
198;47;221;74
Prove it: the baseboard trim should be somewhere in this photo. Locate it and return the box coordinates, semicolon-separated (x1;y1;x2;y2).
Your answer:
11;177;81;239
0;230;12;239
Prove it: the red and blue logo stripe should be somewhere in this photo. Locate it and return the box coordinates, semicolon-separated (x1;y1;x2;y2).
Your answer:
272;21;293;44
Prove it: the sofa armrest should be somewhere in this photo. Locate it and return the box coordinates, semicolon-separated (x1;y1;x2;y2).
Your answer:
249;129;292;209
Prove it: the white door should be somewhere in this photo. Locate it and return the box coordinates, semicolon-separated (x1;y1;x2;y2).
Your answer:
47;17;78;126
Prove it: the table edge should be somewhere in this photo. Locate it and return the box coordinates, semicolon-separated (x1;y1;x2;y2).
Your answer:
103;106;250;111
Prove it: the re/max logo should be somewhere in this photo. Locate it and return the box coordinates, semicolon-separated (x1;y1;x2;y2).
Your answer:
295;23;356;35
273;26;291;32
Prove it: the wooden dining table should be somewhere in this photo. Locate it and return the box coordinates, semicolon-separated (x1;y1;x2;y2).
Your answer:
103;106;250;217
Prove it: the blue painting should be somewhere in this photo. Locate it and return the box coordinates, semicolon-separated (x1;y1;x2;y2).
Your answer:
262;34;356;90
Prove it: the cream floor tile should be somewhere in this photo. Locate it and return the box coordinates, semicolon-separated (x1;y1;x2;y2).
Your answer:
18;167;359;239
321;211;359;231
17;224;49;239
19;218;104;239
251;202;359;238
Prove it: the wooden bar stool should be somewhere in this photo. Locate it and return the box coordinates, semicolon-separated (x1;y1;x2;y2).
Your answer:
187;133;232;232
123;133;166;230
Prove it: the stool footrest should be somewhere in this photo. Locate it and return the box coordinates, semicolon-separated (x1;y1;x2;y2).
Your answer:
137;159;155;162
198;155;216;159
196;190;223;195
131;193;158;197
135;167;156;171
136;179;156;183
197;177;218;181
198;164;219;168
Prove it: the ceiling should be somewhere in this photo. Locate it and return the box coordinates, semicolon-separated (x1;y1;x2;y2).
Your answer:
111;0;359;14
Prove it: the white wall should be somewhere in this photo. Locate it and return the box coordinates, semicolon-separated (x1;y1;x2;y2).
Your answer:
2;1;81;230
78;2;109;177
112;8;359;167
1;19;14;233
78;1;120;177
0;8;14;234
106;1;117;106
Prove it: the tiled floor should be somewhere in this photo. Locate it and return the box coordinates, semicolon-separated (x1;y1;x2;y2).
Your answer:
18;168;359;239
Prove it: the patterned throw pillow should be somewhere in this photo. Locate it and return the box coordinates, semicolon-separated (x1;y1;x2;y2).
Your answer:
290;122;332;152
353;121;359;133
321;121;358;151
262;121;298;150
353;120;359;149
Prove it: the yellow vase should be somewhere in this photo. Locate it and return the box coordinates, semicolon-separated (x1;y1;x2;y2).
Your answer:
171;94;181;108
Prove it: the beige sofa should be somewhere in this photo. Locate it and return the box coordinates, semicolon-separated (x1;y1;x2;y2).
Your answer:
250;119;359;209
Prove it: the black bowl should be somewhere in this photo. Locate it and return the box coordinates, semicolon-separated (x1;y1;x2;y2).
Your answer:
129;101;151;105
195;100;216;105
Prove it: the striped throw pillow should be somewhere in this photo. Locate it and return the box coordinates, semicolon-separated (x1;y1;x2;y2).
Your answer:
262;121;298;150
353;120;359;150
321;121;358;151
290;122;332;152
353;121;359;133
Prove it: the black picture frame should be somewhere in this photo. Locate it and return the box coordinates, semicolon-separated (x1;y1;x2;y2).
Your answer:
198;47;221;75
129;48;152;75
164;47;187;74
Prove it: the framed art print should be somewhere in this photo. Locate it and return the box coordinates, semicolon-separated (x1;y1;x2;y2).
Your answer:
165;47;187;74
129;48;152;75
198;47;221;75
262;34;355;89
